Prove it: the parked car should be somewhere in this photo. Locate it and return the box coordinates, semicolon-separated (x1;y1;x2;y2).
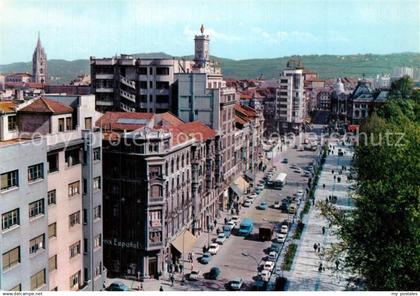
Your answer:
229;277;244;290
243;200;252;207
282;158;288;164
270;243;281;253
256;184;264;191
289;204;296;214
188;270;201;281
247;195;256;203
273;201;281;209
106;282;130;291
200;252;212;264
296;189;304;198
264;260;275;272
216;233;227;245
207;267;221;280
281;225;289;234
260;269;271;282
225;221;236;231
230;215;240;225
257;201;268;210
268;251;277;261
208;243;220;255
276;232;286;243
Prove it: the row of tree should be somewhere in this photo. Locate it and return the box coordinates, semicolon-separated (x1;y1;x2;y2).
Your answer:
321;76;420;290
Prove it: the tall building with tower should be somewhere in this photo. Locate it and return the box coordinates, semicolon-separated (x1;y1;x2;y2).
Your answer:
32;33;48;84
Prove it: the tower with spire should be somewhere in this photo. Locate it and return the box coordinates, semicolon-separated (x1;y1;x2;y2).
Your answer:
32;32;48;83
194;24;210;69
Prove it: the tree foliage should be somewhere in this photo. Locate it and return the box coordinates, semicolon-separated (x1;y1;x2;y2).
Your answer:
320;79;420;290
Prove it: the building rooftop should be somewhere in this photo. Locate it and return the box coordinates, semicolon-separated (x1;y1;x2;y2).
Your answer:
0;101;17;113
18;97;73;114
177;121;216;142
96;112;154;131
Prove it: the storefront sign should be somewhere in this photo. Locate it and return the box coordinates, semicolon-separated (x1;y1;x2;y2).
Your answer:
103;238;142;249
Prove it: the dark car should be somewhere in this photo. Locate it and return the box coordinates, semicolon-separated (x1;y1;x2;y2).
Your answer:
282;158;288;164
106;282;129;291
200;252;212;264
206;267;221;280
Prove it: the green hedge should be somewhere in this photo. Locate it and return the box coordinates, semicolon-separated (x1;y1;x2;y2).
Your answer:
282;243;298;271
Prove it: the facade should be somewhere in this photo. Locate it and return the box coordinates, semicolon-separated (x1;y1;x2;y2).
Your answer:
5;73;33;84
275;60;305;134
1;95;104;291
98;112;218;279
316;89;332;110
32;35;48;84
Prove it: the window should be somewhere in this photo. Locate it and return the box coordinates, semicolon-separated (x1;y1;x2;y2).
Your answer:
2;246;20;270
10;284;21;291
70;271;81;289
31;269;46;290
8;115;17;131
29;234;45;255
68;181;80;197
83;209;87;224
93;147;101;160
1;170;18;191
149;166;161;178
84;117;92;129
65;149;80;166
47;153;59;173
69;211;80;227
69;241;81;258
58;118;65;132
93;177;101;190
29;199;44;218
94;234;102;249
138;67;147;75
48;223;57;238
151;185;162;198
149;211;162;227
28;163;44;182
156;67;169;75
93;205;101;220
139;81;147;89
48;190;56;205
48;255;57;272
95;262;102;277
2;209;19;230
149;142;159;153
66;117;73;130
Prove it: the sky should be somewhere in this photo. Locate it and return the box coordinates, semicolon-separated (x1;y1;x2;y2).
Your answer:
0;0;419;64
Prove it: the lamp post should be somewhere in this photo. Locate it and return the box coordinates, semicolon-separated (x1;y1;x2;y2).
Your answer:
242;252;260;272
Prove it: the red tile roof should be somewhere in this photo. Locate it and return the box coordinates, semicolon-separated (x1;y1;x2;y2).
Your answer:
96;112;154;131
234;104;257;118
177;121;216;142
155;112;184;127
19;97;73;115
235;115;248;125
0;101;17;113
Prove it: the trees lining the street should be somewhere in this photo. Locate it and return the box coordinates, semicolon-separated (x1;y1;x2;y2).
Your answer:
319;77;420;290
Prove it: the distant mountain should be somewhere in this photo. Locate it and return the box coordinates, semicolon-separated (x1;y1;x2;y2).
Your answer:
1;52;419;84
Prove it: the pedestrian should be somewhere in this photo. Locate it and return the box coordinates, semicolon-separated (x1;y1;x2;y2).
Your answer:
202;245;206;253
318;263;323;272
312;199;315;206
214;219;217;228
159;286;164;291
170;274;174;286
322;183;325;188
317;243;321;251
313;243;318;252
139;283;143;291
322;226;325;235
335;260;340;270
179;264;183;273
334;175;336;181
224;217;228;224
332;170;334;174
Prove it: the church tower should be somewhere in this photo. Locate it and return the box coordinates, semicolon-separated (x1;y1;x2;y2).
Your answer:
32;32;48;83
194;24;210;68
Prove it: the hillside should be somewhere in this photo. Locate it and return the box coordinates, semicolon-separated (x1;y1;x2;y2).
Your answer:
1;53;419;84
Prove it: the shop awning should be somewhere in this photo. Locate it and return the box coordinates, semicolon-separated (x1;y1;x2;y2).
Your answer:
233;176;249;193
170;230;196;255
245;171;255;181
230;183;243;196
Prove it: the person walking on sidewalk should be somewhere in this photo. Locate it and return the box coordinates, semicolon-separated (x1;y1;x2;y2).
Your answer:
317;243;321;252
322;226;326;235
313;243;318;252
170;274;175;286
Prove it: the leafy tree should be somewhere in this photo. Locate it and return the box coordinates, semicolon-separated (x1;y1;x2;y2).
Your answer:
389;75;413;100
319;97;420;290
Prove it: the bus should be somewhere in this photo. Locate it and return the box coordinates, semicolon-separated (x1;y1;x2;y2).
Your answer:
273;173;287;189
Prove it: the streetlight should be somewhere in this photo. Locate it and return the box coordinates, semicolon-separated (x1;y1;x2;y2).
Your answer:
241;252;260;270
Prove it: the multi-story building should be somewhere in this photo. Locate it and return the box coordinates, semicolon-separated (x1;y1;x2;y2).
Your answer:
5;73;33;84
97;111;217;279
276;60;305;134
316;89;333;110
1;95;104;291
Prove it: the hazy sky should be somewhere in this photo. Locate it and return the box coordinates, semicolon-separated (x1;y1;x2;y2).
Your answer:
0;0;419;64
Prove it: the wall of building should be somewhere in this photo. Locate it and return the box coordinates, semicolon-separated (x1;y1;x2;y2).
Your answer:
19;113;50;135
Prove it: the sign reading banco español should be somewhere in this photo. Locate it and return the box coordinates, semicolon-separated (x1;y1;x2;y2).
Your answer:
104;238;142;249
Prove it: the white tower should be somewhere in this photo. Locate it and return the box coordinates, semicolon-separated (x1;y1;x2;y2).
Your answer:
194;24;210;68
32;32;48;83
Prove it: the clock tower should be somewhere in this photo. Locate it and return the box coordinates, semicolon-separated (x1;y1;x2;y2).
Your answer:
194;24;210;68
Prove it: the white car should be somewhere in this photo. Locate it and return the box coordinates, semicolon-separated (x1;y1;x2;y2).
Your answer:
260;269;271;282
226;221;235;231
247;195;257;203
230;215;240;225
281;225;289;234
216;233;227;245
273;201;281;209
276;232;286;243
263;260;275;272
296;189;304;198
268;251;277;261
208;243;220;255
243;200;252;207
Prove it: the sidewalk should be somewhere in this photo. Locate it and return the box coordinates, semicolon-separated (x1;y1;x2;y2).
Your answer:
285;139;355;291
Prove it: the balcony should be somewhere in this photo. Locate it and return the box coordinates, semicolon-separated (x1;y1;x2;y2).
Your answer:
120;75;136;89
120;102;136;112
96;100;114;106
155;103;169;109
96;87;114;93
120;89;136;103
139;89;148;95
96;73;114;79
149;196;164;204
155;88;169;95
139;102;148;109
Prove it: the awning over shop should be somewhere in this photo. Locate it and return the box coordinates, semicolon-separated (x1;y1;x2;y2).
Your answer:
245;171;255;181
230;183;243;196
233;176;249;193
170;230;196;255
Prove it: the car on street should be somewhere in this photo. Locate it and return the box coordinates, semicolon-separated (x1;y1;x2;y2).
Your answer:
290;164;299;169
188;270;201;281
243;200;252;207
106;282;130;291
257;201;268;210
264;260;275;272
296;189;304;197
273;201;281;209
216;233;227;245
225;221;236;231
256;184;264;191
289;204;296;214
230;215;240;225
259;179;266;185
206;267;221;280
247;195;256;203
303;170;312;177
208;243;220;255
229;277;244;290
260;269;271;282
281;225;289;234
268;251;277;261
282;158;288;164
200;252;212;264
270;243;281;253
276;232;286;243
